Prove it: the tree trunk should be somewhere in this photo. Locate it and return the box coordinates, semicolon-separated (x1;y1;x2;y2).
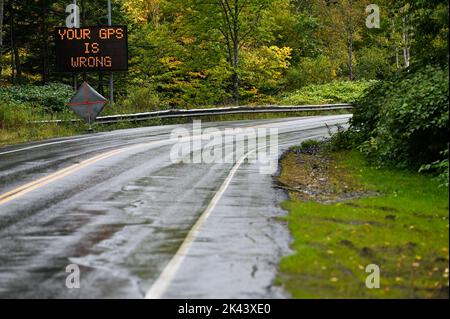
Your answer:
348;31;353;80
41;0;49;84
347;0;353;81
9;2;13;83
232;24;239;103
232;71;239;105
402;14;410;68
0;0;4;79
9;1;21;82
73;73;78;91
232;0;239;105
391;15;400;74
98;73;104;95
12;39;21;80
81;0;87;83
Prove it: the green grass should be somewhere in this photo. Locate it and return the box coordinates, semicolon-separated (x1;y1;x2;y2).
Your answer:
278;151;449;299
279;80;376;105
0;102;86;147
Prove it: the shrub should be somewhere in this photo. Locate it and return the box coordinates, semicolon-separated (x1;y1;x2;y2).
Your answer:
289;138;322;155
327;125;358;151
300;139;321;150
279;80;376;105
419;149;449;188
285;55;335;89
120;85;164;112
350;64;449;172
355;47;395;80
0;83;73;112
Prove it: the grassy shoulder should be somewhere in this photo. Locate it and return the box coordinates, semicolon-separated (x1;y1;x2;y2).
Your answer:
276;144;449;298
0;105;85;147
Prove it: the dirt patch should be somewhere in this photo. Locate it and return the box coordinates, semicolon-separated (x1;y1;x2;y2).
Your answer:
276;145;376;203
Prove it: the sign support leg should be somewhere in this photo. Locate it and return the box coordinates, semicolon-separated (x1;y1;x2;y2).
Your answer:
73;73;77;91
108;0;114;106
109;72;114;105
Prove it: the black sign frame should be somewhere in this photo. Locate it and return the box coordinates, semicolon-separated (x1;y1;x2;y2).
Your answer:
55;25;128;73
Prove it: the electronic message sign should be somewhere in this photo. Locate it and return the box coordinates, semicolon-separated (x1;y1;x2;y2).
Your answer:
55;26;128;72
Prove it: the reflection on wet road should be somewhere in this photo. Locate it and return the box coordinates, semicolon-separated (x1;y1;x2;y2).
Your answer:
0;115;350;298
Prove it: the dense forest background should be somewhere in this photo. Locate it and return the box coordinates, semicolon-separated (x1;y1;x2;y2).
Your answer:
0;0;448;182
0;0;446;107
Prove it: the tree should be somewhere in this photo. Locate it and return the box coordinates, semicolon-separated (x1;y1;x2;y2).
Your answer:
183;0;273;104
382;0;448;70
0;0;4;79
313;0;370;80
407;0;448;65
218;0;270;103
122;0;292;106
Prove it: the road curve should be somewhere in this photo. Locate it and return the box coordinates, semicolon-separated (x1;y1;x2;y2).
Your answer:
0;115;351;298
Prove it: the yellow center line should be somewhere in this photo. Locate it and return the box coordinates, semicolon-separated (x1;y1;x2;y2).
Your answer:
0;117;342;206
0;149;121;200
0;148;125;205
0;136;178;205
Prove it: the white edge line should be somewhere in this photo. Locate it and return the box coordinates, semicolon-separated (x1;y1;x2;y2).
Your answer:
144;120;352;299
0;115;351;156
0;128;163;156
145;149;255;299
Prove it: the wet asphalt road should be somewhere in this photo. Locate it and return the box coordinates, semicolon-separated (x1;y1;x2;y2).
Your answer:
0;115;351;298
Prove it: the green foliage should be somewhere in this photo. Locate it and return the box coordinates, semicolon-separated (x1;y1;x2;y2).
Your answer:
120;85;164;113
124;0;295;106
285;56;335;89
407;0;449;65
280;80;375;105
240;46;292;102
0;101;82;147
354;47;394;80
0;0;447;110
268;9;321;63
0;83;73;112
326;125;358;151
0;102;30;130
419;149;449;188
351;64;449;171
298;139;321;150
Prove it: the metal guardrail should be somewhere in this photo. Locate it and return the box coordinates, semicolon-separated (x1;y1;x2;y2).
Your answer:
32;103;353;124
